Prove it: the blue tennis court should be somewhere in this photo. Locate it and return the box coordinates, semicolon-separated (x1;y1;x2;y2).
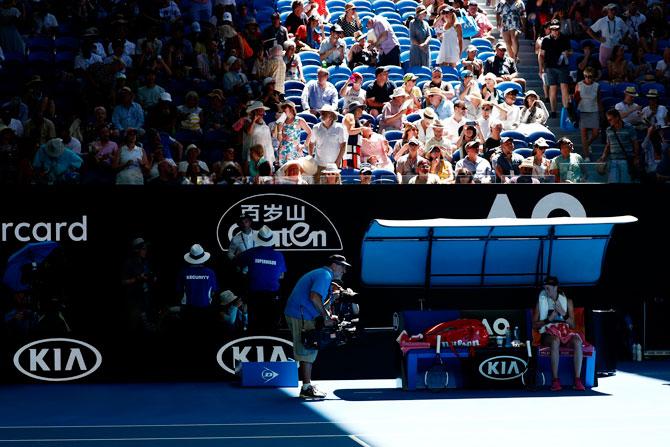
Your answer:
1;361;668;447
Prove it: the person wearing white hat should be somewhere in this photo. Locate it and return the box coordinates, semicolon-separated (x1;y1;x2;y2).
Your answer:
223;56;250;94
265;44;287;95
242;101;274;169
321;162;342;184
505;157;540;183
379;88;409;132
309;104;346;182
177;244;218;311
33;138;84;184
237;225;287;334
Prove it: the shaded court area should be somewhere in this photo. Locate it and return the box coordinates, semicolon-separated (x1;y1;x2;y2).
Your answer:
1;361;669;447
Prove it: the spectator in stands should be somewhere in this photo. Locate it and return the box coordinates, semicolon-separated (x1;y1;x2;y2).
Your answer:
296;14;323;50
642;90;668;127
423;67;456;100
285;0;308;35
656;48;670;85
275;159;310;185
615;86;645;128
467;1;494;42
491;88;521;130
367;15;400;66
248;144;273;180
484;119;504;156
113;87;145;136
539;19;572;119
177;91;203;135
599;108;640;184
309;104;346;181
340;73;366;112
284;41;305;83
640;125;666;181
321;163;342;184
203;89;231;132
587;4;628;68
24;110;56;145
455;140;493;183
60;127;81;155
336;3;362;38
480;72;502;104
425;120;452;153
395;137;427;181
496;0;526;62
458;70;483;119
506;157;540;183
630;47;655;82
532;275;585;391
178;144;209;179
380;89;409;133
32;138;83;185
260;78;282;113
137;70;166;111
342;101;365;168
113;128;148;185
0;0;25;54
551;137;586;183
519;90;549;125
301;67;338;116
347;30;375;68
410;5;431;68
393;122;419;158
360;120;393;171
416;108;437;144
455;168;474;183
146;144;178;184
574;68;600;161
408;158;440;184
425;145;454;183
366;66;395;117
268;43;288;94
319;25;346;67
359;164;373;184
425;87;454;121
484;42;526;89
461;46;483;79
401;74;422;114
276;101;312;166
454;124;483;162
478;101;494;140
242;101;274;170
530;137;552;179
223;56;251;94
0;107;22;138
606;45;631;83
575;40;601;83
0;125;17;184
444;100;469;143
492;136;523;182
263;12;289;50
218;290;247;334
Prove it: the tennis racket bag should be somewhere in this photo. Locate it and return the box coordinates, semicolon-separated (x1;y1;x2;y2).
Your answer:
423;319;489;352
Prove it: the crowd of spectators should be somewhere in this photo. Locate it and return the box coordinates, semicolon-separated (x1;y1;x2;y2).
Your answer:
0;0;668;185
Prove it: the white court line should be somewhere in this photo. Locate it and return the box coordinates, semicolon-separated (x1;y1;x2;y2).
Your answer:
0;421;345;430
349;435;373;447
0;434;369;443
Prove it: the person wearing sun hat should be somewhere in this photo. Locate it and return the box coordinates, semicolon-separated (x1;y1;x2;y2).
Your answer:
642;89;668;127
401;73;423;113
177;243;218;310
379;88;409;132
615;85;645;127
309;104;346;182
237;225;287;334
425;86;455;120
519;90;549;125
32;138;84;185
409;4;431;67
243;101;274;168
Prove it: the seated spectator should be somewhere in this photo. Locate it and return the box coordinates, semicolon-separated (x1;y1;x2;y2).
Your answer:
606;45;631;83
425;87;454;120
400;74;423;114
321;163;342;184
33;138;83;185
506;157;540;183
146;143;177;183
425;120;453;154
366;66;395;117
551;137;586;183
491;88;521;130
223;56;251;95
491;136;523;182
455;140;493;183
574;68;600;161
301;67;338;116
263;12;289;50
461;46;483;78
423;66;456;100
347;30;376;68
196;39;223;82
379;89;409;133
284;0;308;36
113;87;145;136
425;145;455;183
453;124;483;162
342;101;366;168
308;104;346;181
178;144;210;178
416;108;437;143
519;90;549;125
478;101;494;140
359;164;373;184
630;47;655;82
82;126;115;182
444;100;469;143
642;90;669;127
458;70;483;119
203;89;231;132
24;111;57;146
137;70;166;110
615;86;645;128
248;143;272;179
60;127;82;154
113;128;148;185
480;72;502;104
484;119;504;156
319;25;346;67
276;101;312;166
295;14;323;50
336;3;362;38
530;138;552;180
483;42;526;89
260;78;282;113
394;122;421;159
219;147;244;175
455;168;474;183
284;40;305;83
656;48;670;85
339;73;366;112
177;91;203;134
575;40;601;83
395;137;428;181
360;120;393;171
408;158;441;184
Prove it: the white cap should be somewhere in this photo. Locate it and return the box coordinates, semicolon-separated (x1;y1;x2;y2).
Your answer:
223;12;233;22
160;92;172;102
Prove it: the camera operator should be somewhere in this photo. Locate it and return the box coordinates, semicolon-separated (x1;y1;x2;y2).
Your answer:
284;254;351;399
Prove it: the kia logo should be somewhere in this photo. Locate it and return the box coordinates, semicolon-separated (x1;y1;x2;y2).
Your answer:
478;355;527;381
217;336;294;375
13;338;102;382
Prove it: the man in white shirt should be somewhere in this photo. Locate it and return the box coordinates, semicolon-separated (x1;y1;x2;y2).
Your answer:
491;88;521;130
642;89;669;127
309;104;346;182
228;214;258;276
655;48;670;82
615;86;645;127
444;100;469;144
587;4;628;67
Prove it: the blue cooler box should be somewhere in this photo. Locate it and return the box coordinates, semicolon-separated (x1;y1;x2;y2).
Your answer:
240;361;299;387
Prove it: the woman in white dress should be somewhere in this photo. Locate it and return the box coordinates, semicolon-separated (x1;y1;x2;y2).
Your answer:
436;7;462;67
113;128;148;185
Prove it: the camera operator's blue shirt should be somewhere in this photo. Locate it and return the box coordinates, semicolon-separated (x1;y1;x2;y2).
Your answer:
284;267;333;320
238;246;286;293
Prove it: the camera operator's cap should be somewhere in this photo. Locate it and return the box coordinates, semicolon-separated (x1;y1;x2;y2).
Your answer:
219;290;238;306
223;12;233;23
403;73;418;82
646;89;660;98
132;238;146;249
328;254;352;268
184;244;210;264
534;137;550;148
347;100;365;113
549;19;561;29
495;41;507;50
375;66;390;76
503;87;519;96
254;225;275;247
624;86;638;97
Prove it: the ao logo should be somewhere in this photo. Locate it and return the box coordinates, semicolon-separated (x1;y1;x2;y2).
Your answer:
479;356;528;381
217;336;294;375
13;338;102;382
488;192;587;218
481;318;510;336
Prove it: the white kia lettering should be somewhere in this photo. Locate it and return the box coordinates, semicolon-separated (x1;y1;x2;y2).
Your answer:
217;336;294;374
14;338;102;382
478;356;527;381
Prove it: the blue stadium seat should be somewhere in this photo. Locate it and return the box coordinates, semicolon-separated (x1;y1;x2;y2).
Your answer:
299;130;308;143
27;51;53;65
406;112;422;123
500;130;527;143
371;169;398;183
284;80;305;91
340;168;360;184
429;38;441;52
452;151;461;163
396;0;419;10
639;82;665;97
284;89;304;98
353;65;375;77
497;81;524;94
392;26;409;38
387;65;404;77
27;37;54;52
544;148;561;160
526;130;557;145
477;51;494;61
613;82;637;98
303;65;319;80
298;112;319;125
470;38;492;50
384;130;403;141
328;65;352;77
513;148;532;158
327;0;348;8
55;37;80;51
407;66;432;79
644;54;663;65
580;38;601;50
299;52;321;64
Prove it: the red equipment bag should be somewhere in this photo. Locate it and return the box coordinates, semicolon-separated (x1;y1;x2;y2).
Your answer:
423;319;490;353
